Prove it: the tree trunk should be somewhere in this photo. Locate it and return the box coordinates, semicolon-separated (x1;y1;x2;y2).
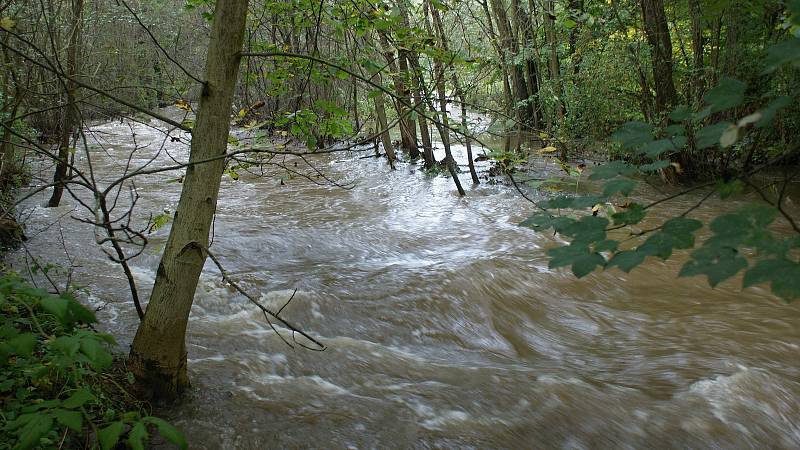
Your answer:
543;0;564;122
406;52;436;169
479;0;514;119
640;0;678;115
425;1;465;196
48;0;83;207
378;31;418;158
490;0;532;130
430;1;479;185
373;71;397;169
688;0;705;105
128;0;249;399
512;0;541;128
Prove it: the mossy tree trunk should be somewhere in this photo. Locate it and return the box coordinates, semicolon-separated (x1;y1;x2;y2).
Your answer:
128;0;249;400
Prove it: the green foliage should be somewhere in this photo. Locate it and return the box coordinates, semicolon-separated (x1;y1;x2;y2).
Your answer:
0;274;186;449
520;19;800;302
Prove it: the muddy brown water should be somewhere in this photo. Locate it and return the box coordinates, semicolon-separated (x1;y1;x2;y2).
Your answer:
12;112;800;449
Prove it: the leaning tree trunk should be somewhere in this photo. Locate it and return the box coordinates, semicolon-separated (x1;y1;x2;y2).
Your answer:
48;0;83;207
640;0;678;115
128;0;249;399
372;70;397;168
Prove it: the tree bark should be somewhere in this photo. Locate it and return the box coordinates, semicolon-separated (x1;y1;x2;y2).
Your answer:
425;0;466;196
543;0;564;122
640;0;678;115
48;0;83;207
479;0;514;119
430;1;479;185
128;0;249;399
372;71;397;168
489;0;532;130
688;0;705;105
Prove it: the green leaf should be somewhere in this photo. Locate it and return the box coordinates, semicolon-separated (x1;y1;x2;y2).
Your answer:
611;203;646;225
144;417;188;450
540;196;574;209
703;78;746;113
561;216;609;244
20;399;60;413
695;122;733;149
40;296;69;323
547;243;590;269
8;333;37;356
65;298;96;324
15;413;53;450
639;138;685;158
80;337;113;369
62;388;95;409
668;105;692;121
639;217;702;259
98;422;125;450
607;250;647;272
603;178;637;197
743;258;800;302
50;335;80;357
756;96;792;128
763;38;800;73
572;253;605;278
128;422;148;450
53;409;82;432
639;160;671;172
589;161;637;180
594;239;619;253
519;213;554;231
664;124;686;137
611;121;653;150
717;179;744;199
680;246;748;287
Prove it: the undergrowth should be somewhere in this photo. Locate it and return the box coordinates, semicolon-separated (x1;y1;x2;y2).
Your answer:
0;273;186;449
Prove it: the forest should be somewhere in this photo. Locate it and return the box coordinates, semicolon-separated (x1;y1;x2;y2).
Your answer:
1;0;799;448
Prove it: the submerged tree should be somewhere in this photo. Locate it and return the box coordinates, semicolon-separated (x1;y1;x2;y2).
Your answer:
128;0;250;398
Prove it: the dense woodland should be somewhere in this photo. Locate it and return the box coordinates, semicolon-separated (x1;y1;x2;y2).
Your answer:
1;0;799;448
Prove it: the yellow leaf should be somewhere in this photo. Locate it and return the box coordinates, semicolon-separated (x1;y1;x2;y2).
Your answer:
737;112;762;128
720;124;739;148
174;99;193;112
539;146;558;154
0;17;15;31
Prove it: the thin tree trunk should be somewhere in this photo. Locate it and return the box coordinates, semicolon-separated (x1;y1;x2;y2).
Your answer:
406;52;436;169
378;31;418;158
128;0;249;399
48;0;83;207
430;1;479;184
543;0;564;122
373;71;396;168
490;0;531;130
479;0;513;118
640;0;678;115
512;0;541;128
688;0;705;105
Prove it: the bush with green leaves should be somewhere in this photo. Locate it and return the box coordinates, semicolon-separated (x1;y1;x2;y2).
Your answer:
520;2;800;302
0;274;187;449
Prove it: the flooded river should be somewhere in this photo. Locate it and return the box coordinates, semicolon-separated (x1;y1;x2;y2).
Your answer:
13;111;800;449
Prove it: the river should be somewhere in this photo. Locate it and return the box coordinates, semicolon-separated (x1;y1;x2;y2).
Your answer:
12;110;800;448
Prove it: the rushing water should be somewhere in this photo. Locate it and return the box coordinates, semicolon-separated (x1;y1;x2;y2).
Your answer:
13;110;800;449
